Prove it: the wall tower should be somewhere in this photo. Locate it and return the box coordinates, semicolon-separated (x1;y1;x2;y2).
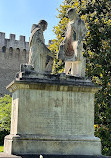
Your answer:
0;32;29;96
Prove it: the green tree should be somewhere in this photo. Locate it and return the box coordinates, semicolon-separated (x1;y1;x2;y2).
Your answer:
49;0;111;155
0;95;12;145
0;95;12;131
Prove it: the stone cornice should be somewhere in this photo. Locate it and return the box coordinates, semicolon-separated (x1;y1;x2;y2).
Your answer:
7;77;101;93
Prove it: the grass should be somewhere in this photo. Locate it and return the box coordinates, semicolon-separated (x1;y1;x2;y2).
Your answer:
0;146;3;152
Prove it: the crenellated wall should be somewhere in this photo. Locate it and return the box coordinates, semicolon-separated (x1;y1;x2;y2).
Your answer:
0;32;29;52
0;32;29;96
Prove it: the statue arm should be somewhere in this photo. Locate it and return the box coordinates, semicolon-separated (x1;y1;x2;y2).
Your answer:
78;22;87;44
58;37;67;61
37;39;54;57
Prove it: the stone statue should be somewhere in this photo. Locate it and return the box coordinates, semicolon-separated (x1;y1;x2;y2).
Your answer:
58;8;86;77
29;20;54;73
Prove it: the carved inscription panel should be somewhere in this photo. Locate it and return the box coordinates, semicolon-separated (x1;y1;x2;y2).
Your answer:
15;89;94;137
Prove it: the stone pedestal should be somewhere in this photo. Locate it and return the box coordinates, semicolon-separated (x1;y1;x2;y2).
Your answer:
4;74;101;156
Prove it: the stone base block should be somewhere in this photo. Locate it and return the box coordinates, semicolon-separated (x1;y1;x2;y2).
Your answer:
0;152;21;158
20;155;111;158
0;153;111;158
4;135;101;156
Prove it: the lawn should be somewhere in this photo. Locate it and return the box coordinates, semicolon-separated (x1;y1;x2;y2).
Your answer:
0;146;3;152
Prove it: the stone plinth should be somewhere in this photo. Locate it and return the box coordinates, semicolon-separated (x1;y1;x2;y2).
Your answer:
4;74;101;155
0;152;21;157
0;154;111;158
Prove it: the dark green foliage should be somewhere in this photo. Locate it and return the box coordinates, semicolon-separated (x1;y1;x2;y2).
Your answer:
0;95;11;144
0;130;9;145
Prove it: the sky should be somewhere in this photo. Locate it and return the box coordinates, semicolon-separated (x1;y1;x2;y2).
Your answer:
0;0;63;44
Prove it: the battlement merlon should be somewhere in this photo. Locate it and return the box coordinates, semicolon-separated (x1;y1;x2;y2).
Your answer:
0;32;29;51
0;32;5;38
0;32;28;42
19;35;25;42
10;34;15;40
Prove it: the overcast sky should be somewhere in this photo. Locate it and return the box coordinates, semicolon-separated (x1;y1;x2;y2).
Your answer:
0;0;63;44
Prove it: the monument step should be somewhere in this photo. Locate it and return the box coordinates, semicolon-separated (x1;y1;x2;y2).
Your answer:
20;155;111;158
0;152;21;158
0;153;110;158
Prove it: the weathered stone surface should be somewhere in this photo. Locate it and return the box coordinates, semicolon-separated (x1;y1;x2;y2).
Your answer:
58;8;86;77
29;20;54;73
8;74;100;93
0;152;21;158
4;75;101;155
0;153;110;158
19;155;111;158
4;136;101;155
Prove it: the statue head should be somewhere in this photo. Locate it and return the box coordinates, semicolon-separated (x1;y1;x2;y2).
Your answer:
67;8;78;20
38;20;48;31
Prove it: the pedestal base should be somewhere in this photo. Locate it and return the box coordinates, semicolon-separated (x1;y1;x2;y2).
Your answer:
0;152;21;158
4;135;101;155
0;153;111;158
5;74;102;156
